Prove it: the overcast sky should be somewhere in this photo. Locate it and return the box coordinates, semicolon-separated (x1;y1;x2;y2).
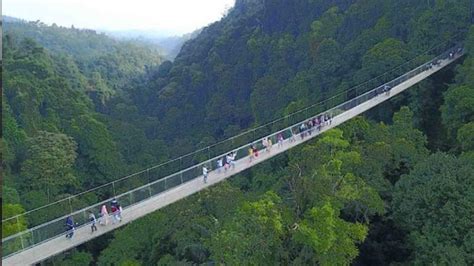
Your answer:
4;0;235;35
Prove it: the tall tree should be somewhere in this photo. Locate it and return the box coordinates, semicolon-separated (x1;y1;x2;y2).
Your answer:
209;192;284;265
294;201;368;266
20;131;78;201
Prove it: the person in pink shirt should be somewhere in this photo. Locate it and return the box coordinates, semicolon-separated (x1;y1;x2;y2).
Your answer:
100;204;108;226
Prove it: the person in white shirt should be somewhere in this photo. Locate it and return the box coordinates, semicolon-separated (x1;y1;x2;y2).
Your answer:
203;166;208;183
226;154;233;170
262;138;268;151
230;152;236;169
216;158;223;173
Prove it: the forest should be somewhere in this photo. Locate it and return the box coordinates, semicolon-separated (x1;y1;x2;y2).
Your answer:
2;0;474;265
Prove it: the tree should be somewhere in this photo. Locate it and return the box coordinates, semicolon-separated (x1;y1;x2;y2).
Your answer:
88;71;114;105
57;251;93;266
310;7;343;43
98;183;244;265
250;76;283;124
69;115;124;186
441;85;474;143
357;38;409;82
209;192;284;265
457;122;474;152
2;204;29;257
393;153;474;265
358;107;429;186
409;0;471;50
294;201;368;266
388;106;429;180
20;131;78;201
287;129;385;218
2;204;27;237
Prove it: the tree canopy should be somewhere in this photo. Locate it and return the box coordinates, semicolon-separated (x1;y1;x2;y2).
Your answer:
3;1;474;265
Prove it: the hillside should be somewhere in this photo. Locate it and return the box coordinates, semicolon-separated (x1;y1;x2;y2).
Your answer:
103;28;201;60
2;0;474;265
92;0;474;264
131;0;471;145
2;18;167;217
3;17;163;100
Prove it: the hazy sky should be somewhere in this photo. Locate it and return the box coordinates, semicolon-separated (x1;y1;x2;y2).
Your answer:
4;0;235;35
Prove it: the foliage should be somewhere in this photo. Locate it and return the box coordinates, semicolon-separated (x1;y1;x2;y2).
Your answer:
209;191;284;265
98;183;244;265
3;0;474;265
20;131;78;201
457;122;474;152
294;201;368;266
393;153;474;265
2;204;27;237
441;85;474;141
2;21;164;215
57;251;93;266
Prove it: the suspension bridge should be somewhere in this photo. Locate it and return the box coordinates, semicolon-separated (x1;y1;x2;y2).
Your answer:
2;44;465;265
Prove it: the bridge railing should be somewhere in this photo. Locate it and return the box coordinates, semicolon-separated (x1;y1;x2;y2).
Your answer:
2;43;464;258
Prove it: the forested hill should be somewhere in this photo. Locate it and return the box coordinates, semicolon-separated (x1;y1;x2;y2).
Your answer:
3;17;163;101
2;19;166;217
92;0;472;265
132;0;471;146
3;0;474;265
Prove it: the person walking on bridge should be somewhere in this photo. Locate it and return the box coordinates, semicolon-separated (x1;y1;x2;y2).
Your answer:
113;199;122;219
267;138;273;152
277;132;284;148
289;128;296;143
203;165;209;183
307;120;313;136
89;211;97;233
300;123;306;139
111;199;122;224
314;117;321;132
65;216;75;239
262;138;268;152
230;151;236;170
100;204;109;226
226;153;233;170
216;158;223;174
223;154;228;172
248;146;254;163
383;85;391;96
252;144;259;158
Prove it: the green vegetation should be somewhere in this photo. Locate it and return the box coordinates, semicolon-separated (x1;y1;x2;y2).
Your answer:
393;153;474;265
2;0;474;265
2;20;163;225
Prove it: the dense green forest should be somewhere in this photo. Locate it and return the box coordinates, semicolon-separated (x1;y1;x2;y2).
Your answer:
2;18;166;225
2;0;474;265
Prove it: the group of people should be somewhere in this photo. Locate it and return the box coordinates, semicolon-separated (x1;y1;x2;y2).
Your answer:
203;136;278;183
429;48;463;70
298;113;332;140
215;151;237;174
65;198;123;239
202;151;237;183
105;198;123;225
200;112;336;183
